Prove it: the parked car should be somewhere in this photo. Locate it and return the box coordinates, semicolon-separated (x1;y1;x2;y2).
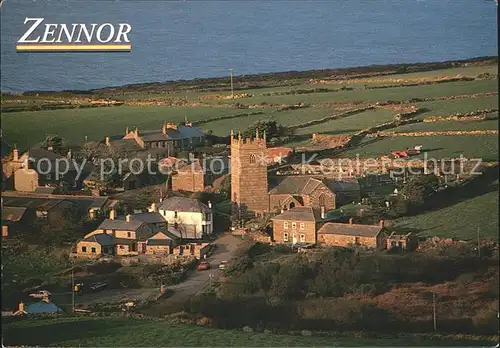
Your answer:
89;282;107;292
218;261;228;270
29;290;51;299
197;261;211;271
99;256;113;263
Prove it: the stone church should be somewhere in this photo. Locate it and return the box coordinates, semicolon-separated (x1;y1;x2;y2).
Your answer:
230;129;269;215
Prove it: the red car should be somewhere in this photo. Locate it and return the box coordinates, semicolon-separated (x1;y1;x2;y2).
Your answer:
197;261;210;271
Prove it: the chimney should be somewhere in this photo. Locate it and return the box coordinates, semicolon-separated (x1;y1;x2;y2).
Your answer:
105;136;110;146
320;206;325;219
162;122;167;135
18;302;25;313
150;202;157;212
208;201;212;209
255;128;259;140
109;209;116;220
135;127;139;136
67;149;72;159
13;148;19;162
125;127;129;136
126;214;132;223
379;220;385;228
349;218;354;225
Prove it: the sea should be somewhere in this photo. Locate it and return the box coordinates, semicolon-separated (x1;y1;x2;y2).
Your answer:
0;0;497;92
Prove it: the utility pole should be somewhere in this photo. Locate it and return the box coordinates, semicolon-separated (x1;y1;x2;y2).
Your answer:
433;292;437;332
477;227;481;257
71;266;75;313
228;68;234;99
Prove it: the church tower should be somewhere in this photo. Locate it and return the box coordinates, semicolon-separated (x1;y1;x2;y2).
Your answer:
230;129;269;215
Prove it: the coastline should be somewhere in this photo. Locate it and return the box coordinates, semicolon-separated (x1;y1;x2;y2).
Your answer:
2;56;496;96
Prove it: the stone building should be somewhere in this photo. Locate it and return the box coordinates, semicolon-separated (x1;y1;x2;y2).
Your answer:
172;160;206;192
268;176;360;213
106;121;206;159
386;232;419;251
230;129;269;215
317;219;388;249
271;206;329;245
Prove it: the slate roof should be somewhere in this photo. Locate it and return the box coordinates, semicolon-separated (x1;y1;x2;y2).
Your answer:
117;212;166;224
2;206;27;222
83;233;115;246
271;207;324;222
158;196;211;213
97;218;144;231
146;239;172;246
136;125;205;141
317;222;383;237
269;176;325;195
28;148;77;173
114;238;136;245
269;176;360;195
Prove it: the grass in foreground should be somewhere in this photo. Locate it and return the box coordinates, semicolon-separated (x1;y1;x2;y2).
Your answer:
2;316;495;347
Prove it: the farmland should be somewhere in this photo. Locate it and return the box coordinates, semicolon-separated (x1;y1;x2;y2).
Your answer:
2;316;495;347
0;57;498;244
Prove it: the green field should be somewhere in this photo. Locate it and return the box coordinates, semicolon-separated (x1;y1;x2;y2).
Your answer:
340;135;498;161
296;108;396;135
391;119;498;133
395;180;499;240
414;96;498;119
208;79;497;107
2;317;494;347
1;106;236;149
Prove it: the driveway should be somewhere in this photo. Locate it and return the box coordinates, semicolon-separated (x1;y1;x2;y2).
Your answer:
75;233;242;309
169;233;242;296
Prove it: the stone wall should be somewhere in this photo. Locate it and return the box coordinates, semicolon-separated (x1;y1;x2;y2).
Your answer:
378;130;498;137
172;171;205;192
317;233;384;249
272;219;317;244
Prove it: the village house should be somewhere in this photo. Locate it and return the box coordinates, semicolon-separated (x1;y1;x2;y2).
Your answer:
1;205;36;239
386;231;419;251
171;156;229;193
105;121;206;159
154;197;213;239
317;219;388;249
271;206;330;245
73;209;178;258
3;148;92;192
268;176;360;213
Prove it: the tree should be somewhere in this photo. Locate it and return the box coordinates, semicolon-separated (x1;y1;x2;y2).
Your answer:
41;135;67;155
243;119;290;139
400;174;439;211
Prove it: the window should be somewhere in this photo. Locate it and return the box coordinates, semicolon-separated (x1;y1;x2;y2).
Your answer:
111;229;116;235
284;222;288;229
46;174;52;180
127;232;131;238
174;222;179;229
189;137;193;144
119;245;125;249
249;154;256;164
319;194;327;208
300;223;305;230
205;213;211;221
91;247;96;253
355;237;360;245
81;246;87;252
174;211;178;218
283;233;289;242
291;222;297;229
103;229;107;234
300;234;305;243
